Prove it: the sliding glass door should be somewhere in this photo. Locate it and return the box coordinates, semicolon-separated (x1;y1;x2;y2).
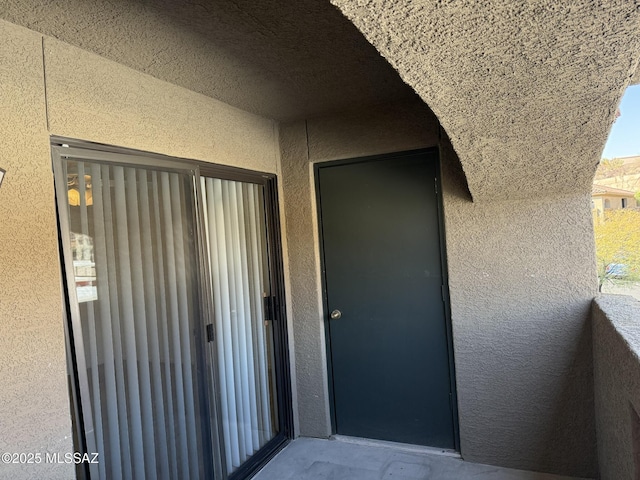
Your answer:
53;142;290;480
200;177;279;475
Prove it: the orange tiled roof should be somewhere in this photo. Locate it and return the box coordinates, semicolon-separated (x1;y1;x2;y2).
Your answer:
592;184;636;196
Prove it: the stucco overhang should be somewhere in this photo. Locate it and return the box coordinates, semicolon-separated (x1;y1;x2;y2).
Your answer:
331;0;640;201
3;1;640;201
0;0;416;121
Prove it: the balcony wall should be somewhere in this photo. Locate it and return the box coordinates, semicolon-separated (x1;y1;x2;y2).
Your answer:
593;295;640;480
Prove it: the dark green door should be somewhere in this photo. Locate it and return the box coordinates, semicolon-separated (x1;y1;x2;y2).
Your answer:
317;150;456;448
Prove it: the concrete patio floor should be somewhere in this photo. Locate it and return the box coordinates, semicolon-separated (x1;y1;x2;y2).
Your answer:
253;437;590;480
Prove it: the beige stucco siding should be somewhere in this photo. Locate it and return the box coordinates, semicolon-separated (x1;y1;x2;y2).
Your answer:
44;38;278;173
280;101;598;478
602;196;636;210
0;19;279;479
441;141;598;476
330;0;640;203
0;21;74;479
593;295;640;480
278;122;329;437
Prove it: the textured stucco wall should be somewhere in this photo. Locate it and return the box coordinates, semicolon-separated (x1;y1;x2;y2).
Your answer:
280;101;598;478
0;21;74;480
0;0;415;121
593;295;640;480
330;0;640;202
278;122;331;438
440;140;598;478
44;38;278;173
0;18;279;479
2;0;637;210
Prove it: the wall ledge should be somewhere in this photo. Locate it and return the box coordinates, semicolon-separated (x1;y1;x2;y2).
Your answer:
592;293;640;480
593;294;640;362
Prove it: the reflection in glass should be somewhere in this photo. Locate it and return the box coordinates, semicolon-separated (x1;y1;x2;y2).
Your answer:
61;160;208;480
201;177;279;474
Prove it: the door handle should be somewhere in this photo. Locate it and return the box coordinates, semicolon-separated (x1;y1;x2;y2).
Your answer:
330;309;342;320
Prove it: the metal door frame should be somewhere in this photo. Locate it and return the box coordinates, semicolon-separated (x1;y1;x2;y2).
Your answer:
313;147;460;450
52;136;293;480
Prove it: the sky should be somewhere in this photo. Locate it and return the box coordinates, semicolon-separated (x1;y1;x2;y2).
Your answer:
601;84;640;159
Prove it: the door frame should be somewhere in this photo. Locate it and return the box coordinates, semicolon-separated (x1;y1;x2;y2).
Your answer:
314;147;460;450
52;136;294;480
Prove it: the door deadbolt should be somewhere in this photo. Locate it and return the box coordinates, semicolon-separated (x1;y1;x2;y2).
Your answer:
330;309;342;320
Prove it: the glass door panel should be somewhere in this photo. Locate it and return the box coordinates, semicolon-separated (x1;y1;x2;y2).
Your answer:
54;142;291;480
55;156;211;480
200;177;279;475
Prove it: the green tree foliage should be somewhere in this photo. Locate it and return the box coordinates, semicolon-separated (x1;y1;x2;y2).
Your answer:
594;209;640;290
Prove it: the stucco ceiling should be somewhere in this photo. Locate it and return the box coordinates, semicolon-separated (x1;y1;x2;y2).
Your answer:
3;0;639;201
331;0;640;201
1;0;416;121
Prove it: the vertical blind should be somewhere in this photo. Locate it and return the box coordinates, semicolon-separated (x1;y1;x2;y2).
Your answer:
201;177;279;474
62;160;208;480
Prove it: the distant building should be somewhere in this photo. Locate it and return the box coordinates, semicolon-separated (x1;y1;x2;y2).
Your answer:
592;183;638;224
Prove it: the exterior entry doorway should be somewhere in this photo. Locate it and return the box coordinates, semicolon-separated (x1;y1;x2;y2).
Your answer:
53;140;292;480
316;149;458;449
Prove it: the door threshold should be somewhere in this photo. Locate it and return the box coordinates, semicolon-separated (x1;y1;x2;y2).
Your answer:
330;435;461;459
